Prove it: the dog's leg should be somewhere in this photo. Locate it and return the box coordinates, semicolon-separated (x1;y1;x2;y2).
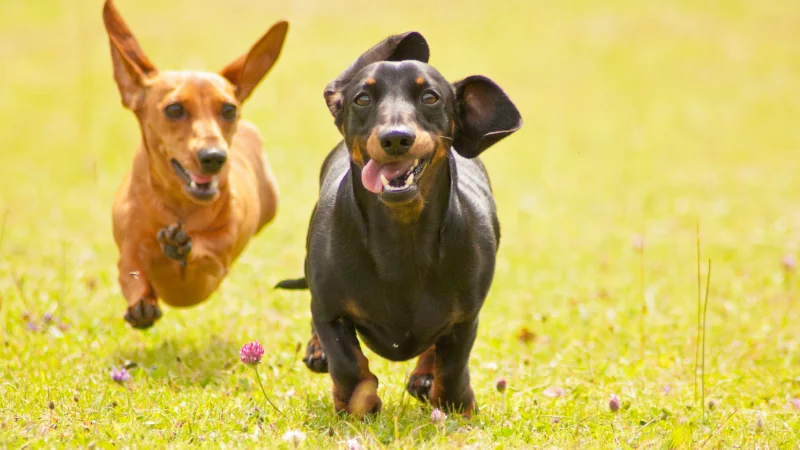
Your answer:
406;346;435;401
313;318;381;417
429;319;479;417
118;251;161;329
303;326;328;373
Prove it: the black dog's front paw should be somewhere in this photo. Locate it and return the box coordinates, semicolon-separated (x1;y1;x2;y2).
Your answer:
157;223;192;266
124;298;162;329
406;372;433;401
303;333;328;373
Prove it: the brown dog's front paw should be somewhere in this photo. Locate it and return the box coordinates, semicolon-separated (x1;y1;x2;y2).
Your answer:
157;223;192;266
124;298;162;329
406;372;433;401
303;333;328;373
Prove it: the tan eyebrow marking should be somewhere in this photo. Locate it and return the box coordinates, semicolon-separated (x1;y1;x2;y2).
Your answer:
366;77;376;85
415;76;424;85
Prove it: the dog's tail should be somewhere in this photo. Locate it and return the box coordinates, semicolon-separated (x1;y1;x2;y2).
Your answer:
274;277;308;290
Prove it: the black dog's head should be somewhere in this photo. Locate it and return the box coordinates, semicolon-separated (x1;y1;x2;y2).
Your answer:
324;32;522;206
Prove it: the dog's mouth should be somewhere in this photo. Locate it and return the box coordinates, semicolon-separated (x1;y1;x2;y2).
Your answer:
360;157;431;202
170;159;219;202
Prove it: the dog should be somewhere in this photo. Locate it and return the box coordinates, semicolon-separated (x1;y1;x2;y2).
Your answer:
277;32;521;416
103;0;287;329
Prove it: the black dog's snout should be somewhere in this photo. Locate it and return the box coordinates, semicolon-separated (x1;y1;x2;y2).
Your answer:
379;128;416;156
197;148;227;174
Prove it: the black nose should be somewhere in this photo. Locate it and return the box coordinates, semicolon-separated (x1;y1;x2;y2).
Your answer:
197;148;227;174
379;128;416;156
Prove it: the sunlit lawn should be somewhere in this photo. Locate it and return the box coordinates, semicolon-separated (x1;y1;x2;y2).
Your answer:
1;0;800;447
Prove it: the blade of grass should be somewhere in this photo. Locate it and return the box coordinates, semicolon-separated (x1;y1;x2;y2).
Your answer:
700;408;736;448
702;258;712;422
639;232;646;360
694;221;701;404
58;241;67;315
11;270;32;312
0;209;8;258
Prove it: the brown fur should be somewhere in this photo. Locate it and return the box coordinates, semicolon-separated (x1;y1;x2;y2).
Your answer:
409;345;476;417
104;0;288;328
409;346;436;387
360;126;445;223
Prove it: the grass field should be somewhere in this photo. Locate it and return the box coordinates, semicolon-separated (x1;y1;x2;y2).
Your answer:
2;0;800;447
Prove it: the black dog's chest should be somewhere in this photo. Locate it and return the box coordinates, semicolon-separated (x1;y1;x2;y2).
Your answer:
348;289;462;361
307;145;497;361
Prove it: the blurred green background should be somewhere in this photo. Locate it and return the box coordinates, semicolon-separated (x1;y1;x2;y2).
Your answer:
1;0;799;447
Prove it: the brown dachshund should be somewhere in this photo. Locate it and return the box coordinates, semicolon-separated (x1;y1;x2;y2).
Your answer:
103;0;287;329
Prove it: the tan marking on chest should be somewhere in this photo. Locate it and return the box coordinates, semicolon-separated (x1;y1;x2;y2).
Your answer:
343;299;366;319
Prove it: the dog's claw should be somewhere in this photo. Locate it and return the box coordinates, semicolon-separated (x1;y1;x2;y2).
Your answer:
303;335;328;373
157;223;192;264
304;352;328;373
124;298;162;329
406;373;434;401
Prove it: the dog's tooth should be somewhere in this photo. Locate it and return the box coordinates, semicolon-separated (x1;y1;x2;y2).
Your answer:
380;174;390;188
412;159;419;169
190;180;198;190
211;180;219;190
404;172;414;187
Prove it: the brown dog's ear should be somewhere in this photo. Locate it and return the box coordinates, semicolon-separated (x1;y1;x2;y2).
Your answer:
452;76;522;158
220;21;289;103
324;32;429;124
102;0;157;110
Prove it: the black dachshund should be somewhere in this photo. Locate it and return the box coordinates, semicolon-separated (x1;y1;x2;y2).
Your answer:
278;31;522;417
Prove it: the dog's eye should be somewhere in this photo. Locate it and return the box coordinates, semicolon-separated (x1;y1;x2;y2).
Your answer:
163;103;186;120
221;103;238;122
354;93;371;107
421;91;439;105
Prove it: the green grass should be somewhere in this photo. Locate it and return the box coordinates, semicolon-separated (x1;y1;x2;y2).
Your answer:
2;0;800;447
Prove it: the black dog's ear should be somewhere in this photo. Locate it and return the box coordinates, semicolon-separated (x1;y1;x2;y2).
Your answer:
452;76;522;158
324;32;429;123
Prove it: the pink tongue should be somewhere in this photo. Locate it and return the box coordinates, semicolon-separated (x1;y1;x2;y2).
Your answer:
189;172;213;184
361;159;414;194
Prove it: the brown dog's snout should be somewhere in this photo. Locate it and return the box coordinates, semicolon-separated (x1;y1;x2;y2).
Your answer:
379;127;416;156
197;147;227;174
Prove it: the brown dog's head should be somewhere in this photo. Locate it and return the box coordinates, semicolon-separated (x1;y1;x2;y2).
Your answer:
324;32;522;208
103;0;288;204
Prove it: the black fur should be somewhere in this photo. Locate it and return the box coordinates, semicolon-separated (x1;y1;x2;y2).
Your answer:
274;277;308;289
